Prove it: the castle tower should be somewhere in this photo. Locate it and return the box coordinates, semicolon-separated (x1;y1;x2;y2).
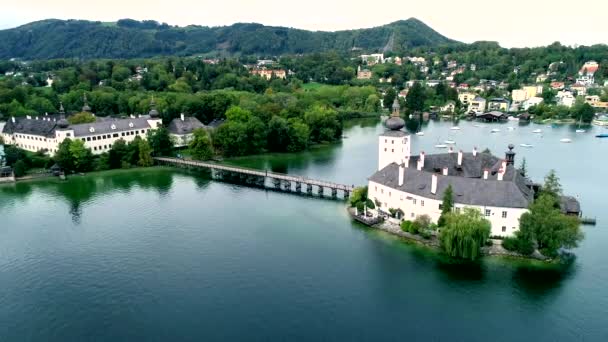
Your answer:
378;97;410;170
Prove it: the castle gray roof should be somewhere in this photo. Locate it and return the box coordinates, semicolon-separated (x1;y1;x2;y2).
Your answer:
380;130;407;137
369;153;534;208
2;116;60;137
168;117;205;135
70;117;154;137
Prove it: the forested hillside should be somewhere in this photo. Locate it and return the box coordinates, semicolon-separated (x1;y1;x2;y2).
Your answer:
0;18;455;60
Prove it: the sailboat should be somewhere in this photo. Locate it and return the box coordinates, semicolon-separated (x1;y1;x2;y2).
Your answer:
450;126;461;131
444;140;456;144
575;116;586;133
533;129;543;134
560;138;572;143
520;143;533;148
416;131;425;136
491;128;501;133
435;144;448;149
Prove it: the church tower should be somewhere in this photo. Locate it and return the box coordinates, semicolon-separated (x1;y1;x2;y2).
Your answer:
378;97;410;170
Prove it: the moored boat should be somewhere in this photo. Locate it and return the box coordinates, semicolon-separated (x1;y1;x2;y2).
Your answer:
533;129;542;133
491;128;500;133
596;133;608;138
560;138;572;143
435;144;448;149
416;131;425;136
445;140;456;144
520;143;533;148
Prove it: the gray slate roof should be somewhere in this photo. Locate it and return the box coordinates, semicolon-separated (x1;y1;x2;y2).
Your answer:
2;116;60;137
69;117;154;137
380;130;407;137
168;117;205;135
370;152;534;208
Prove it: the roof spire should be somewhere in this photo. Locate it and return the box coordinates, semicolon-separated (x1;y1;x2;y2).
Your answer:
59;101;65;114
82;93;91;112
148;95;159;118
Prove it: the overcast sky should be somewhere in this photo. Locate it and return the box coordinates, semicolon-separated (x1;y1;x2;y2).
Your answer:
2;0;607;48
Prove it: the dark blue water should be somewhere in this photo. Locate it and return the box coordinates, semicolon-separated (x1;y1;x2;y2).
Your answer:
1;119;607;341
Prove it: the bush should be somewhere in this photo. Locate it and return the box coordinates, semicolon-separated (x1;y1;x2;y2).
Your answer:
420;229;433;239
413;214;431;231
365;199;375;209
502;236;535;255
410;221;421;234
400;220;412;233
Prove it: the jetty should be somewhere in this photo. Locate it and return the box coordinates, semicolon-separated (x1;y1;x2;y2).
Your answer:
154;157;355;199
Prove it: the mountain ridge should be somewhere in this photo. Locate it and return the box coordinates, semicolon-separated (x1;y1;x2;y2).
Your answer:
0;18;458;60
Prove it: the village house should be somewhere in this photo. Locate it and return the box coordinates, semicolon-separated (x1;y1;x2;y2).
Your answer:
522;97;544;111
357;66;372;80
536;74;548;83
511;89;528;103
250;68;287;80
556;91;576;108
1;98;163;156
468;97;487;114
167;114;206;147
570;83;587;96
360;54;384;66
579;61;599;76
550;81;565;90
487;98;510;112
458;92;477;105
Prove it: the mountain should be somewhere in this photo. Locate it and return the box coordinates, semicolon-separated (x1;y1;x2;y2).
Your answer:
0;18;457;60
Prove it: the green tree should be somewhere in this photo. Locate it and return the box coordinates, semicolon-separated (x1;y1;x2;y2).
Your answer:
267;116;290;152
438;184;454;227
147;127;173;156
137;139;154;166
518;193;583;257
349;186;368;208
520;157;528;177
109;139;128;169
440;208;491;261
287;119;310;152
405;82;426;112
574;102;595;123
68;112;96;124
189;128;214;161
541;169;562;201
54;139;75;172
383;88;397;110
68;139;93;172
12;160;27;177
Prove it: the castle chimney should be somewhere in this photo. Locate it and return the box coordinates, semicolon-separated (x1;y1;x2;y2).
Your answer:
501;159;507;172
420;151;425;167
483;168;489;180
497;168;504;181
404;156;410;168
11;116;15;123
431;174;438;194
505;144;515;166
443;167;448;176
398;164;405;186
473;147;478;157
458;150;463;166
180;113;185;121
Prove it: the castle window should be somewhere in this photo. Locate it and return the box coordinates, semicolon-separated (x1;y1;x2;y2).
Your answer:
113;133;119;138
66;133;71;137
381;189;384;194
413;199;417;205
502;226;506;232
392;140;394;144
391;149;394;152
485;209;491;217
388;192;391;197
87;137;91;141
384;148;387;152
421;200;424;207
502;211;507;218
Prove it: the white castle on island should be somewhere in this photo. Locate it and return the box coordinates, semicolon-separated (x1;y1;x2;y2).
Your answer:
367;99;537;237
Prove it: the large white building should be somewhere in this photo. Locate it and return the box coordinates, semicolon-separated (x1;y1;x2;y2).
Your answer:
1;98;162;156
368;105;537;237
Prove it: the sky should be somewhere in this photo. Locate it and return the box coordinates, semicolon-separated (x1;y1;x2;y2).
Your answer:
2;0;607;48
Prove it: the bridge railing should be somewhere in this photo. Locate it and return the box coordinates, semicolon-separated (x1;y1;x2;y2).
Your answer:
155;157;354;191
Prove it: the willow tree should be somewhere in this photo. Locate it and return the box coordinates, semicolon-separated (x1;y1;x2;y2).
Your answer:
440;208;491;261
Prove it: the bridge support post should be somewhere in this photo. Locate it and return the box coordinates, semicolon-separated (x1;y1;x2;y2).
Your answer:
272;178;281;189
284;181;291;192
295;182;301;193
344;190;350;199
306;184;313;195
331;188;338;198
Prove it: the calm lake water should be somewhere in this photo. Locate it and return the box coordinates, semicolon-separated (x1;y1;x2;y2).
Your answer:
1;119;607;341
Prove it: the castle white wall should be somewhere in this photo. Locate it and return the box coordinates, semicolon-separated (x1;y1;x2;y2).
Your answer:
368;180;527;237
378;134;410;170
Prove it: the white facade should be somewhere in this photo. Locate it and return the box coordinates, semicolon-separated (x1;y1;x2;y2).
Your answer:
378;133;410;171
368;179;527;237
3;116;162;156
522;97;544;111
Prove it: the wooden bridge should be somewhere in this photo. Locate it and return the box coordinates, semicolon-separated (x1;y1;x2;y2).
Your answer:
154;157;355;199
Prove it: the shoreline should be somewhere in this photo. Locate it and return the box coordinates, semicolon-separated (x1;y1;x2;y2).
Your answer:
347;207;555;263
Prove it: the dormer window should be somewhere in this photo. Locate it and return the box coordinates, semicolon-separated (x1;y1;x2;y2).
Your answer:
129;122;134;128
89;127;95;133
111;124;116;130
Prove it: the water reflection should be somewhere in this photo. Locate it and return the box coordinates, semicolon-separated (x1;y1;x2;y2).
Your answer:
0;168;176;224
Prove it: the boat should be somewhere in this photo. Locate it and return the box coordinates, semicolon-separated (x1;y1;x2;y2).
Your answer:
450;127;461;130
575;116;586;133
473;124;481;127
560;138;572;143
435;144;448;149
533;129;543;133
507;127;515;131
508;116;520;121
491;128;501;133
444;140;456;144
595;133;608;138
520;143;533;148
576;129;586;133
415;131;425;136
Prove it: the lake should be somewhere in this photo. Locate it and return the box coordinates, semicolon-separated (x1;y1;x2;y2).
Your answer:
1;118;607;341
